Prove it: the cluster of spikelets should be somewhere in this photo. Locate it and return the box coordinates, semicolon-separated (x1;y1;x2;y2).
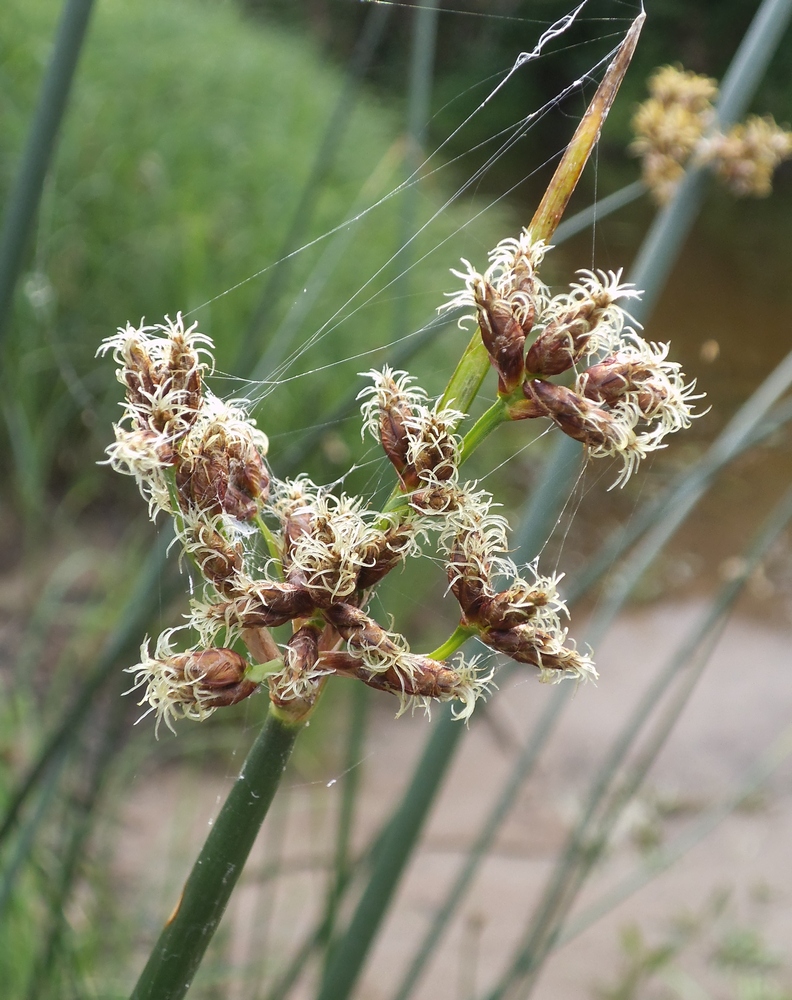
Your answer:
631;64;792;203
442;232;701;487
99;313;587;732
99;228;699;734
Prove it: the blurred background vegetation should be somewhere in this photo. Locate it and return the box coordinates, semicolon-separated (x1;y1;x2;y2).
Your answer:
1;0;792;997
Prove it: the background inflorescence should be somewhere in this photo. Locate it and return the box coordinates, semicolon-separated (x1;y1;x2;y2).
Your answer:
631;64;792;203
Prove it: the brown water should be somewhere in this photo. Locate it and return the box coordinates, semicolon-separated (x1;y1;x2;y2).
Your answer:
532;224;792;624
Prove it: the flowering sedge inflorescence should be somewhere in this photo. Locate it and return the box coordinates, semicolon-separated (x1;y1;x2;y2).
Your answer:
442;232;702;488
631;64;792;203
101;227;698;732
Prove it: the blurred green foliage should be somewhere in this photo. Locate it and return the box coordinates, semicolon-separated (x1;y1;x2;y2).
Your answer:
0;0;504;531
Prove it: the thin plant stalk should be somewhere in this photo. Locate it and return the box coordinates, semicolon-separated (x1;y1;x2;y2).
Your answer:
0;757;65;921
24;689;127;998
316;704;465;1000
0;0;96;345
0;530;174;852
321;682;369;971
551;179;646;244
129;707;304;1000
391;692;562;1000
250;141;404;387
392;0;441;341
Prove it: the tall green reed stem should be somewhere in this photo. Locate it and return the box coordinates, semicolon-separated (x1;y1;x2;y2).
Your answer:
24;689;127;999
0;0;95;344
130;707;303;1000
391;691;562;1000
392;0;441;340
321;683;370;970
316;705;465;1000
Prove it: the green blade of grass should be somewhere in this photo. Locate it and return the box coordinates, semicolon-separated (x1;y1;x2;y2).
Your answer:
24;691;126;999
0;756;66;922
0;0;95;345
321;683;370;973
250;138;404;388
552;179;646;244
392;0;441;342
390;690;562;1000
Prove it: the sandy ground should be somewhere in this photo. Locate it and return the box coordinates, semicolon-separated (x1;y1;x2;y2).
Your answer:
116;601;792;999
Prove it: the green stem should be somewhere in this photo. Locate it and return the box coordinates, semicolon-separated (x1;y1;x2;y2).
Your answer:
129;707;303;1000
245;659;284;684
317;705;465;1000
427;624;478;661
458;396;510;465
255;514;284;571
0;0;96;344
322;682;370;972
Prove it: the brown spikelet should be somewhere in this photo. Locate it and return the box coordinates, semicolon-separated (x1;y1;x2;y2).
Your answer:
319;650;462;702
474;280;527;394
168;647;258;708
